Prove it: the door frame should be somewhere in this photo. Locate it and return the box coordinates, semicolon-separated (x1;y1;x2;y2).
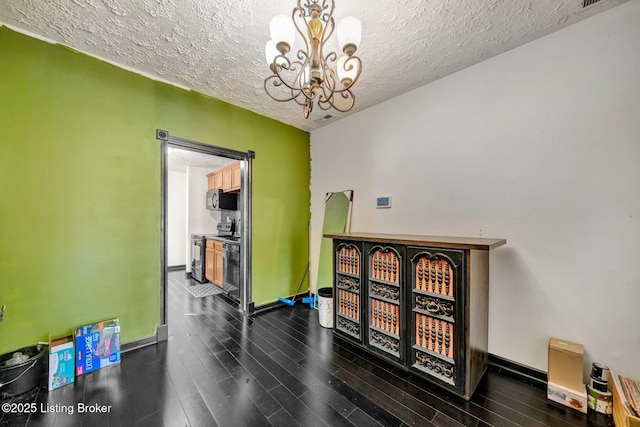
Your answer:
156;129;254;327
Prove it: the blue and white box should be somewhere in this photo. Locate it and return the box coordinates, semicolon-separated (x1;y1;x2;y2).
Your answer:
48;335;75;390
75;319;121;376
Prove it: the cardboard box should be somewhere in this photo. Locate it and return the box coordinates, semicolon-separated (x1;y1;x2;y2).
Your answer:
48;335;75;391
75;319;121;376
548;337;584;391
611;372;640;427
548;381;588;413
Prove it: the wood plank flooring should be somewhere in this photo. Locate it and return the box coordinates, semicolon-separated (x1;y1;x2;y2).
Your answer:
1;270;614;426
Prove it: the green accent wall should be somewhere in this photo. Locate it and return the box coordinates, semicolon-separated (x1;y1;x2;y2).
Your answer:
0;27;310;354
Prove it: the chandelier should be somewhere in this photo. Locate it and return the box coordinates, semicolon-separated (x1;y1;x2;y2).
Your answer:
264;0;362;119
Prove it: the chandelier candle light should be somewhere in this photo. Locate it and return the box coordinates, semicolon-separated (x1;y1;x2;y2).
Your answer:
264;0;362;119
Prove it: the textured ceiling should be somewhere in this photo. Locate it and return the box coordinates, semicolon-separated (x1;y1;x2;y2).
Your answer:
167;147;233;173
0;0;629;131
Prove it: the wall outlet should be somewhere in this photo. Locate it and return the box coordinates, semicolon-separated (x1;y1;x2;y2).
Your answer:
376;196;392;209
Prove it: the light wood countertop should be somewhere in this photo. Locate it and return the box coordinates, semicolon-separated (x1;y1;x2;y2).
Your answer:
324;232;506;251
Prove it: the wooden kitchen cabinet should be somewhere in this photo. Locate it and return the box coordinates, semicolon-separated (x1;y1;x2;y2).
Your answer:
206;161;241;192
222;167;232;191
214;241;224;286
205;240;214;282
207;170;224;191
230;162;241;191
327;232;506;400
214;171;223;189
206;240;225;287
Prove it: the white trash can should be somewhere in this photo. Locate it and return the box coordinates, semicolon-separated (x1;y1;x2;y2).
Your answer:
317;287;334;328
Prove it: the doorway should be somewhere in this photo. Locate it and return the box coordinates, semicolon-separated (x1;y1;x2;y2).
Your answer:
157;129;254;328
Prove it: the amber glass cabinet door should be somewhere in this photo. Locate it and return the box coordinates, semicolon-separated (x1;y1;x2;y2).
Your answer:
365;243;405;364
407;246;465;394
334;240;363;342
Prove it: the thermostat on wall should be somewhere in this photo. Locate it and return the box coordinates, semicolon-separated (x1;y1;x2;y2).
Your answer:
376;196;391;209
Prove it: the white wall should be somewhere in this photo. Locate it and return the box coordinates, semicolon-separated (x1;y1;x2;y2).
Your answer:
311;1;640;379
186;166;220;271
168;171;188;267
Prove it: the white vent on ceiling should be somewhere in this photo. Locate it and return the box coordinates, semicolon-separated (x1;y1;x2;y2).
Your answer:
315;114;336;124
582;0;603;7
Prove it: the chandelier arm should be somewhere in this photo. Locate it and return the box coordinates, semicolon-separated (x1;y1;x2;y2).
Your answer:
316;54;363;97
315;77;335;111
295;49;309;62
316;2;335;85
290;50;313;96
265;68;312;102
319;0;335;25
324;51;337;64
317;66;354;112
290;87;311;106
264;76;311;107
264;76;298;103
294;95;310;106
318;87;355;112
270;56;308;92
317;92;334;110
297;0;310;18
321;63;337;95
292;6;311;55
319;4;335;52
273;52;293;71
267;68;317;106
333;55;363;92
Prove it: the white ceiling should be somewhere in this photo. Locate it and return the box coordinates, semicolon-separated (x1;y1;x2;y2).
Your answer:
167;147;233;173
0;0;629;132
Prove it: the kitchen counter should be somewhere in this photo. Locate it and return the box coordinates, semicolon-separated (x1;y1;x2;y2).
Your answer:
204;235;241;244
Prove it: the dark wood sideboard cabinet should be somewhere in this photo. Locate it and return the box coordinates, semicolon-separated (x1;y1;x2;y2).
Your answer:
325;232;506;400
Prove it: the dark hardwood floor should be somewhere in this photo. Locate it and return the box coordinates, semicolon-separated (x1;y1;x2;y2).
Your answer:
1;270;614;426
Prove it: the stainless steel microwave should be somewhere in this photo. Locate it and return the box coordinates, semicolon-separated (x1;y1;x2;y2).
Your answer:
206;189;238;211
